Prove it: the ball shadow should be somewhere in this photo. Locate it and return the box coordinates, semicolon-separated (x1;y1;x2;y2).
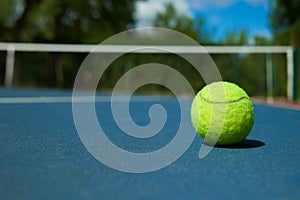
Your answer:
210;139;265;149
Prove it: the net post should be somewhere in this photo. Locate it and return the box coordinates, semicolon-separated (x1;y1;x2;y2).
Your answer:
293;49;298;101
4;44;15;87
287;48;295;101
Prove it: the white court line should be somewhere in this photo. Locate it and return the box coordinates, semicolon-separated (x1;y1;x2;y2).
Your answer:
0;95;185;104
1;96;298;112
0;96;121;104
254;101;300;111
0;96;89;104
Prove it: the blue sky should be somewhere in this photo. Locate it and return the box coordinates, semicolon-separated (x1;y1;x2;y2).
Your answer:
135;0;272;42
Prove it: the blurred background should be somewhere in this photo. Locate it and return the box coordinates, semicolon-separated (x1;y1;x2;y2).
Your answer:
0;0;299;101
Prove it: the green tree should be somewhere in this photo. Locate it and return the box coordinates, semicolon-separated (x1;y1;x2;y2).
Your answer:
220;29;249;45
253;36;272;45
0;0;137;88
269;0;300;100
269;0;300;47
152;3;214;44
0;0;137;43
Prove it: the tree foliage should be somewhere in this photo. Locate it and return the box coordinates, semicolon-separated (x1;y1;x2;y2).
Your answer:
0;1;298;98
220;29;249;45
152;3;214;44
269;0;300;99
269;0;300;32
0;0;136;43
0;0;137;88
269;0;300;46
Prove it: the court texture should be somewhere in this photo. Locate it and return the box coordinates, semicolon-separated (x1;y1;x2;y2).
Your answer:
0;86;299;200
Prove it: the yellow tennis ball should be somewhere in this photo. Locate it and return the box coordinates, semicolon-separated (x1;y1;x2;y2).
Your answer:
191;81;254;145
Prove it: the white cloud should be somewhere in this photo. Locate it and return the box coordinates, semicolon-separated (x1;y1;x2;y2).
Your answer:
189;0;235;9
246;0;267;5
248;29;272;44
134;0;269;38
251;29;272;38
135;0;193;28
187;0;268;10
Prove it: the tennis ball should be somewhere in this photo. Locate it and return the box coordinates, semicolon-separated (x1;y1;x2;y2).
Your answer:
191;81;254;145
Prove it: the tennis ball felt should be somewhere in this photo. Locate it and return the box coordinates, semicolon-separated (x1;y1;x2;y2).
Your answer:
191;81;254;145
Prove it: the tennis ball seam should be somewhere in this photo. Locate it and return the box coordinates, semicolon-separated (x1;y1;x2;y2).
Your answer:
199;94;249;104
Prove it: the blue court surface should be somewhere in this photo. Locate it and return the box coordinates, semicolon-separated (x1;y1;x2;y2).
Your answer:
0;87;300;200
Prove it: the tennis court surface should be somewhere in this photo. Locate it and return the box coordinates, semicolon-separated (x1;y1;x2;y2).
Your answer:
1;87;300;200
